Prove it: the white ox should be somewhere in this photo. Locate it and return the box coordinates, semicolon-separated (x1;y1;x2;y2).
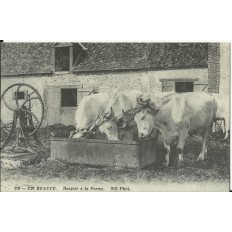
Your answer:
70;93;111;138
97;91;173;141
96;90;143;140
132;92;217;167
211;93;230;139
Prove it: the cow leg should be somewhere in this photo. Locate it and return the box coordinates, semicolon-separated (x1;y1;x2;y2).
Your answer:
224;120;229;139
221;120;225;134
212;122;216;133
204;144;208;159
177;129;188;163
224;129;229;139
163;142;170;167
197;127;210;161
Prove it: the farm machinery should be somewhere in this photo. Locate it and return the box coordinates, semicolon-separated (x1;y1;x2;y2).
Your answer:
0;83;45;155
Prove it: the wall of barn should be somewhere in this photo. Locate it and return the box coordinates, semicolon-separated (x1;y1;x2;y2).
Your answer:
208;43;230;95
1;68;208;127
219;43;230;95
208;43;220;93
1;68;208;94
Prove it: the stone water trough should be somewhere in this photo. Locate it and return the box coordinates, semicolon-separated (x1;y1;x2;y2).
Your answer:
50;138;158;168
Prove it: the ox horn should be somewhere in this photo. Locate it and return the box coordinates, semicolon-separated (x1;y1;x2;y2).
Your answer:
68;129;77;138
88;123;96;132
118;124;127;129
122;108;125;115
108;107;114;117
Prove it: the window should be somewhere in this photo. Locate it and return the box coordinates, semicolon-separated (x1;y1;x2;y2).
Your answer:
61;88;77;107
55;47;70;72
53;43;87;73
175;82;193;92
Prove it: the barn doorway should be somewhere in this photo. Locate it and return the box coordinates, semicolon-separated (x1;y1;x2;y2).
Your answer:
175;82;194;92
44;85;93;126
55;47;70;72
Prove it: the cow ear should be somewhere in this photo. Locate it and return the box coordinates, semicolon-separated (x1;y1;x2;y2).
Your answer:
147;101;159;115
147;101;157;111
149;99;161;110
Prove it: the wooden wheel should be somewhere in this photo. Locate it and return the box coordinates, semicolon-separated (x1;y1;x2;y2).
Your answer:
1;83;44;151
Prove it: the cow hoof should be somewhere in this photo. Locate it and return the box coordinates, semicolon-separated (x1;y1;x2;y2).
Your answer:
178;154;184;162
176;160;185;168
162;162;169;168
197;154;204;161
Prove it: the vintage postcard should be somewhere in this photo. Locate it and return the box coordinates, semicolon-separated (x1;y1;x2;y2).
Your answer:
0;42;230;192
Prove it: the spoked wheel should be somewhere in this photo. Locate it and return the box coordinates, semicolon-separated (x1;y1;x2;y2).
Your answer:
1;83;44;151
0;117;16;150
1;120;13;134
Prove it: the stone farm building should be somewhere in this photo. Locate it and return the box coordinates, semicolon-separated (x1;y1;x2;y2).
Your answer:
1;42;230;126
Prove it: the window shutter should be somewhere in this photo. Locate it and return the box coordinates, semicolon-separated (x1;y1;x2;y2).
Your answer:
162;80;175;92
44;88;61;126
77;89;96;105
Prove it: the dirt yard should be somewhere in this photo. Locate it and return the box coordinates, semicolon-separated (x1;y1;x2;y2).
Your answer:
1;124;230;192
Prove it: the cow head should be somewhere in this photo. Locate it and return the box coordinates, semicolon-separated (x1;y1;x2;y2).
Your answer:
132;96;160;138
134;108;156;138
69;108;117;140
69;119;100;139
115;107;139;129
68;128;89;139
92;107;118;140
98;120;119;140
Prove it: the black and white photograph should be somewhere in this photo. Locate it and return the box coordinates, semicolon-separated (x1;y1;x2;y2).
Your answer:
0;42;230;192
1;1;232;232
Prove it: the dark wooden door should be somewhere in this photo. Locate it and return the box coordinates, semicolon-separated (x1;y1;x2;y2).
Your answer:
55;47;70;71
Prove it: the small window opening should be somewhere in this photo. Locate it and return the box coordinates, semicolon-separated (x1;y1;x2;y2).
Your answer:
55;47;70;72
175;82;194;93
61;89;77;107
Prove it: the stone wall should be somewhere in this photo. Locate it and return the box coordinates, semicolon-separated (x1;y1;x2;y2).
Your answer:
208;43;220;93
1;68;208;126
219;43;230;95
1;68;208;97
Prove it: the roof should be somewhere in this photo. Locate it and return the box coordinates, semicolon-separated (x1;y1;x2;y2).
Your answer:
1;43;54;75
52;42;73;47
1;42;208;76
73;43;208;72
